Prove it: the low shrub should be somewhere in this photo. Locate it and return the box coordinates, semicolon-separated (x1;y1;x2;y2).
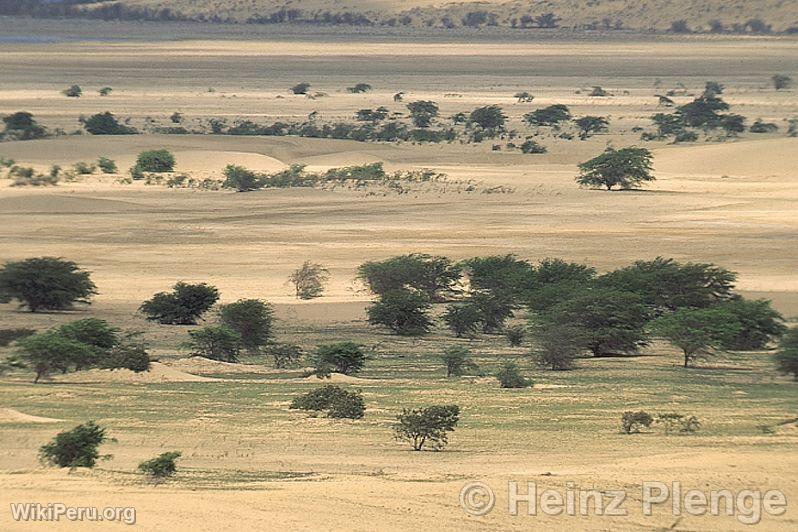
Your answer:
138;451;181;480
290;385;365;419
97;157;118;173
621;411;654;434
495;362;531;388
656;413;701;434
39;421;108;468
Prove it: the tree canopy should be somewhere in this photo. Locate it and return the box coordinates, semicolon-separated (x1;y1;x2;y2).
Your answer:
576;146;654;190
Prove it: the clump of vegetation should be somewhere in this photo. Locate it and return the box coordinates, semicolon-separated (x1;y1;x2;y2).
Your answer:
775;328;798;381
406;100;439;128
267;343;303;369
185;325;241;362
135;149;175;172
2;111;48;140
98;333;151;372
290;82;311;95
62;84;82;98
514;91;534;103
439;346;478;377
39;422;108;468
290;385;365;419
442;304;482;338
367;289;433;336
0;257;96;312
504;325;526;346
772;74;793;90
311;342;366;377
16;331;94;382
82;112;136;135
576;146;654;190
97;157;117;173
621;411;654;434
138;451;181;481
531;321;588;371
575;116;609;139
524;104;571;126
394;405;460;451
139;282;219;325
520;139;547;154
347;83;372;93
98;87;113;96
358;253;460;301
589;86;609;97
651;307;740;367
288;261;329;299
469;105;506;130
749;119;778;133
72;161;96;175
218;299;275;353
495;362;531;388
0;328;35;347
222;164;264;191
656;413;701;434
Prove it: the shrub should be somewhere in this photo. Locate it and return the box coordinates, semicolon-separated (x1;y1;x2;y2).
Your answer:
772;74;793;90
467;292;515;333
496;362;531;388
520;139;547;154
138;451;181;480
0;328;35;347
2;111;48;140
98;87;113;96
290;385;365;419
347;83;372;93
185;325;241;362
576;146;654;190
656;413;701;434
290;82;311;95
82;112;136;135
514;91;534;102
504;325;526;346
170;112;183;123
0;257;97;312
524;104;571;126
97;157;117;173
16;331;94;382
531;321;588;370
139;282;220;325
135;149;175;172
58;318;119;369
222;164;264;191
311;342;366;376
99;334;151;372
218;299;275;352
775;329;798;381
439;346;477;377
589;86;609;97
358;254;460;301
39;421;108;468
62;85;82;98
621;411;653;434
72;161;96;175
406;101;439;128
469;105;506;129
394;405;460;451
266;342;303;368
367;289;432;336
288;261;329;299
442;304;482;338
749;120;778;133
651;307;741;367
575;116;609;139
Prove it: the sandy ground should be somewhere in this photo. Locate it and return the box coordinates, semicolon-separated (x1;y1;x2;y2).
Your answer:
0;24;797;531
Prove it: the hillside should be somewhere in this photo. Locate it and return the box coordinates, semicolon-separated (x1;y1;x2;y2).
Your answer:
5;0;798;32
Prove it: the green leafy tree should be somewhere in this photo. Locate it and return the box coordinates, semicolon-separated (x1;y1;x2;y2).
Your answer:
574;116;609;139
546;288;650;356
82;112;136;135
311;342;366;376
40;422;108;468
367;289;432;336
290;82;311;95
357;253;460;301
16;331;95;382
775;329;798;381
58;318;120;369
460;255;535;301
442;304;482;338
406;101;439;128
651;307;741;367
718;298;785;350
219;299;275;352
222;165;264;191
135;149;175;172
524;104;571;126
531;321;589;370
266;343;303;369
138;451;181;481
290;385;365;419
289;261;329;299
185;325;241;362
467;292;515;333
469;105;506;129
576;146;654;190
2;111;48;140
496;362;531;388
139;282;220;325
97;157;117;173
394;405;460;451
439;346;478;377
0;257;97;312
99;333;151;372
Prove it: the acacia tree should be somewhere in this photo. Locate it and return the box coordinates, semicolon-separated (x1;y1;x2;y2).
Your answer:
531;321;589;370
311;342;366;376
0;257;97;312
367;289;432;336
469;105;506;129
289;261;329;299
439;346;478;377
406;101;439;128
139;282;220;325
219;299;275;352
357;253;460;301
574;116;609;139
184;325;241;362
524;104;571;126
16;331;95;383
394;405;460;451
576;146;654;190
652;307;740;367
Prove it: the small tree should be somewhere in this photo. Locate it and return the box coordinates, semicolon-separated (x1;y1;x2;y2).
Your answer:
98;87;113;96
290;385;365;419
514;91;534;103
621;411;653;434
2;111;48;140
62;85;82;98
16;331;95;382
574;116;609;139
467;292;515;334
469;105;506;129
443;304;482;338
531;321;588;370
58;318;119;369
289;261;329;299
82;112;136;135
576;147;654;190
39;422;108;468
311;342;366;376
394;405;460;451
97;157;117;173
505;325;526;346
439;346;477;377
719;298;785;350
347;83;372;93
290;82;311;95
406;101;439;128
357;253;460;301
520;139;547;154
139;282;220;325
99;333;151;372
138;451;181;481
222;165;264;192
651;307;741;367
218;299;275;352
135;149;175;172
524;104;571;126
772;74;793;91
367;290;432;336
775;329;798;381
496;362;531;388
185;325;241;362
266;343;303;369
0;257;97;312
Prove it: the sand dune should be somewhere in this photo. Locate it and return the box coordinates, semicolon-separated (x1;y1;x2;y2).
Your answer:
0;408;62;424
51;362;217;383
